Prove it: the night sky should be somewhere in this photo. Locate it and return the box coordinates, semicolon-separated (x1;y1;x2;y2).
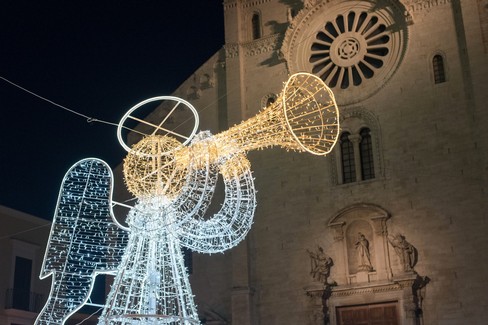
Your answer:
0;1;224;220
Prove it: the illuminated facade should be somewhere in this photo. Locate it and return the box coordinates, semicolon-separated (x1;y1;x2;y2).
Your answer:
113;1;486;324
31;0;488;324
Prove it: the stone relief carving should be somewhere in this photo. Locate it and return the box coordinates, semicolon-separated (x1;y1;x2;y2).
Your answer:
346;219;376;276
224;44;239;59
322;205;430;324
186;86;201;100
389;233;418;272
402;0;451;11
225;34;280;59
199;73;215;89
307;246;334;285
355;232;373;272
305;245;335;325
242;34;280;57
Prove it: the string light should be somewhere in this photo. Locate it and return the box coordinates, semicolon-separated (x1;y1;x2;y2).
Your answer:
35;73;339;324
35;159;128;324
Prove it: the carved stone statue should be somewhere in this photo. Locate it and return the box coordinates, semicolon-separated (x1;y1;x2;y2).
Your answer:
355;232;373;272
389;234;418;272
307;246;333;284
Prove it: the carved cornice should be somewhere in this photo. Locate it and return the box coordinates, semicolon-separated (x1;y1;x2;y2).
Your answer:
225;34;280;59
242;34;280;56
304;284;328;298
330;278;416;298
223;0;272;10
401;0;451;13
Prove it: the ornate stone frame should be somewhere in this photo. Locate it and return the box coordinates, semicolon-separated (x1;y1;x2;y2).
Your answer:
281;0;409;106
302;203;428;325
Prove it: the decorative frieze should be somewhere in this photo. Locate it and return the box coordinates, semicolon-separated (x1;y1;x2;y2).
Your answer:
242;34;280;57
225;34;280;59
225;44;239;59
330;280;412;298
402;0;451;12
223;0;272;10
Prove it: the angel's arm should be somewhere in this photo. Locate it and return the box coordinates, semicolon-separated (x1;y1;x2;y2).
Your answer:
174;153;256;254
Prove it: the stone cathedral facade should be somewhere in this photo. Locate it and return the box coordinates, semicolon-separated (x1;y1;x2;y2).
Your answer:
116;0;488;324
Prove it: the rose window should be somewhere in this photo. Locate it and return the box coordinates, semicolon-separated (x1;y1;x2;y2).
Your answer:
281;1;407;105
310;11;390;89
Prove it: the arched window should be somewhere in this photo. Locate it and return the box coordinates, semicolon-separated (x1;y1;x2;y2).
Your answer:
252;13;261;40
337;125;378;185
266;96;275;107
340;132;356;184
433;55;446;84
359;128;375;180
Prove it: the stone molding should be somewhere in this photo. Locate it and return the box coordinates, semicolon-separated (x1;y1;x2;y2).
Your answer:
401;0;451;13
223;0;271;10
225;34;280;59
330;278;415;298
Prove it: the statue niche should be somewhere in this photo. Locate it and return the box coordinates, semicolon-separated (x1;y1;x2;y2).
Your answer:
346;220;375;275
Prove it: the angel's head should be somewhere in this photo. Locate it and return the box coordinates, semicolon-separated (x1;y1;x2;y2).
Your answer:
123;134;187;200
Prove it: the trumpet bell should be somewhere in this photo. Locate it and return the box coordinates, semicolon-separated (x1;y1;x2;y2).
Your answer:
214;72;340;158
282;72;339;155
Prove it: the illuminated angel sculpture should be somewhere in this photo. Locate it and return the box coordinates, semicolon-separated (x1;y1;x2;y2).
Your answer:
35;73;340;324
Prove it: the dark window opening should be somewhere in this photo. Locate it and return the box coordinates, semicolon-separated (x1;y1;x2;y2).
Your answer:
360;128;375;180
12;256;32;311
433;54;446;84
266;97;276;107
341;132;356;183
252;13;261;40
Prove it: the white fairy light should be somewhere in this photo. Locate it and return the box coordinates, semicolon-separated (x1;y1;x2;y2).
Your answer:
36;73;339;324
35;159;128;324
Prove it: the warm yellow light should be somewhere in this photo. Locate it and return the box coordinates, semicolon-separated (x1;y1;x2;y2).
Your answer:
123;135;187;199
123;73;339;198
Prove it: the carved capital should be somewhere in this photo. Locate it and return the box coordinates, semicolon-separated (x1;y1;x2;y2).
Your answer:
371;215;389;235
329;222;345;241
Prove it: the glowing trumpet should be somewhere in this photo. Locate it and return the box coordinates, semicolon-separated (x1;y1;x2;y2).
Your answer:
123;72;340;199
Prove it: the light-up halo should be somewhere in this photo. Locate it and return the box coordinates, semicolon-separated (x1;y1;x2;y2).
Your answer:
117;96;200;156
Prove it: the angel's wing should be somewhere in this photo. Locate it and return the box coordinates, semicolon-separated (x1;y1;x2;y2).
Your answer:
35;158;129;325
